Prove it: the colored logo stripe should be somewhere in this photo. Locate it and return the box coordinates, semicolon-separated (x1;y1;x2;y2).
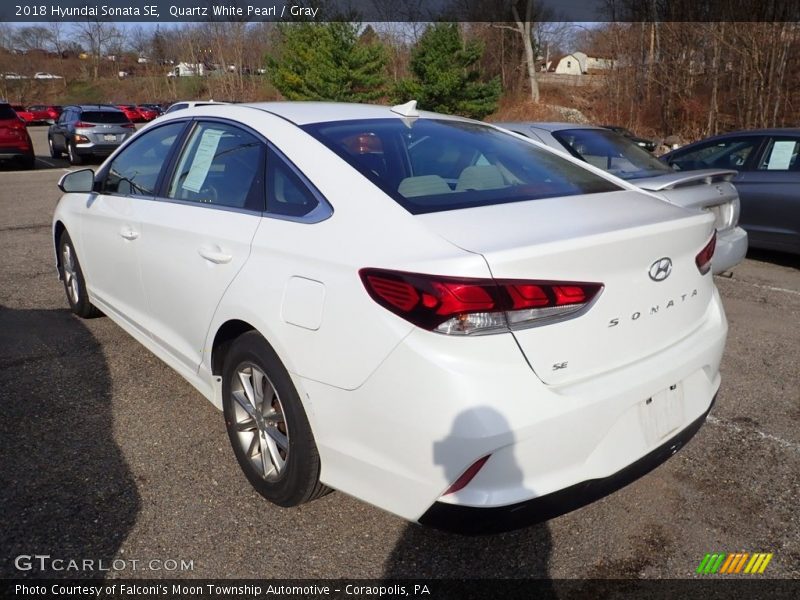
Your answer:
697;553;773;574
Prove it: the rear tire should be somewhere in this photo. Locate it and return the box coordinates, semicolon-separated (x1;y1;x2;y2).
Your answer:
49;136;62;158
59;231;101;319
67;141;83;166
222;331;330;507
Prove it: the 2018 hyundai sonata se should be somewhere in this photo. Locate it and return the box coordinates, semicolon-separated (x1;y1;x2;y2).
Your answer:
52;101;727;534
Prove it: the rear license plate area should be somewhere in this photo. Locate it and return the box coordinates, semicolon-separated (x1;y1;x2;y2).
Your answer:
639;383;685;445
103;134;116;142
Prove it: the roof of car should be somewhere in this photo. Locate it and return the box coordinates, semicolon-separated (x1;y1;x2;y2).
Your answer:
239;101;464;126
702;128;800;137
66;104;125;112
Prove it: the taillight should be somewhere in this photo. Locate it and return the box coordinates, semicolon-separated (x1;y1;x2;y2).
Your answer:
695;232;716;275
443;455;491;496
74;121;95;128
360;268;603;335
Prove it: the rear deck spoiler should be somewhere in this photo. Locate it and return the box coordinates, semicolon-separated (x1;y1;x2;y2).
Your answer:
636;169;737;192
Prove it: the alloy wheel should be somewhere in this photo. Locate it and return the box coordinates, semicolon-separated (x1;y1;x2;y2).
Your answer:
230;362;289;481
61;241;80;304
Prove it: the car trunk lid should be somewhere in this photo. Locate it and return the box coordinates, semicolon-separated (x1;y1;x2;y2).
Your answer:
417;189;717;385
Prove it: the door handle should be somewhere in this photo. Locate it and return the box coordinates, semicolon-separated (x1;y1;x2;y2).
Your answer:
119;227;139;241
198;246;233;264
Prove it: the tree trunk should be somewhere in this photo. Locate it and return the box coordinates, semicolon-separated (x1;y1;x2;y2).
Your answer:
513;1;539;103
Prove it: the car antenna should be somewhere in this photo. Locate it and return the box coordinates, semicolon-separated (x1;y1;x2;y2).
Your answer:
391;100;418;128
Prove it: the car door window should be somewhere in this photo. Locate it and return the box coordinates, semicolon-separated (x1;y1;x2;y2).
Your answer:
265;148;321;218
668;137;762;171
102;122;186;196
757;138;800;171
167;122;264;210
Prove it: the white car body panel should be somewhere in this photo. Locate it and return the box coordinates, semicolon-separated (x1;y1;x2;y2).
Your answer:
52;102;729;531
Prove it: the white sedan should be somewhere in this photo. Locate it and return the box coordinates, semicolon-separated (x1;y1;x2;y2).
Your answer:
52;101;727;533
33;72;63;80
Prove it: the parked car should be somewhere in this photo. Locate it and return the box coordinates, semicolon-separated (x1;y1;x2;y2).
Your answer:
26;105;61;124
164;100;227;114
601;125;657;152
10;104;35;124
494;122;747;274
663;129;800;254
52;101;727;534
48;105;135;165
135;104;161;121
0;102;35;169
33;72;63;80
116;104;144;123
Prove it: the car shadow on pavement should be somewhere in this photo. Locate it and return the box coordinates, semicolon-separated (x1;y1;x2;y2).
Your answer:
745;248;800;270
0;306;140;578
383;407;554;588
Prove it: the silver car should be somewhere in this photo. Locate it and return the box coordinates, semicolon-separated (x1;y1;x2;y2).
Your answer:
495;122;748;274
48;105;135;165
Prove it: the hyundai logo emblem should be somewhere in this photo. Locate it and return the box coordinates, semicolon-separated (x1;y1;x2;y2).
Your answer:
649;257;672;282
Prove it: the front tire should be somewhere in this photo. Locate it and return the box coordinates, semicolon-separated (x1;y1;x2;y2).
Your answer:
222;332;329;507
59;231;101;318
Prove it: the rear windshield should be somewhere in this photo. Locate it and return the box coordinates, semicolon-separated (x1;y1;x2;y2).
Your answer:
80;111;129;124
303;119;621;214
0;104;17;119
553;128;670;180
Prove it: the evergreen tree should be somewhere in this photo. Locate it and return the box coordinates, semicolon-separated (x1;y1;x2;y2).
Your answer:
267;23;388;103
393;23;501;119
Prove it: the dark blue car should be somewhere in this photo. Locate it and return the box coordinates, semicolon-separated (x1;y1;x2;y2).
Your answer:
663;129;800;255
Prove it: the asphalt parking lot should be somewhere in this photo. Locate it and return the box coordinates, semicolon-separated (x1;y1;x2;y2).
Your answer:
1;125;798;580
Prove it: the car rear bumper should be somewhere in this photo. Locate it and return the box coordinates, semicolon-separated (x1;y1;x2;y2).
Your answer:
298;288;727;525
74;141;125;156
713;226;748;273
419;393;715;534
0;147;33;160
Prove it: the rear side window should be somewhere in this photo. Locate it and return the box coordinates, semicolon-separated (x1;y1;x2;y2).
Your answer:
167;122;264;210
304;119;620;214
80;111;130;124
0;104;16;119
265;148;320;218
102;122;186;196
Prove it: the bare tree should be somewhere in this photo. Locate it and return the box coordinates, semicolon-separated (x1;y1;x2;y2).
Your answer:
74;20;123;80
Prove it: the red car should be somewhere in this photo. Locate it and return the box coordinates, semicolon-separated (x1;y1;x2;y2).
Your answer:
28;104;62;123
0;103;35;169
135;105;159;121
11;104;34;124
116;104;144;123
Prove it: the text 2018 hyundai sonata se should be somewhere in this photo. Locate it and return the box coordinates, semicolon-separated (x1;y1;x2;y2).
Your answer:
52;101;727;534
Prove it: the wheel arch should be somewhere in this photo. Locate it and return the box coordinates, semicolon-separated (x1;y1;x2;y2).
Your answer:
210;319;257;376
53;220;66;277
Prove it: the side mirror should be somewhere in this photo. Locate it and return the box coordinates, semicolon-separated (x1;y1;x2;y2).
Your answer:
58;168;95;193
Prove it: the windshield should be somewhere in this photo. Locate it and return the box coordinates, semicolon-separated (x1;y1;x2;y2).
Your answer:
303;119;621;214
553;128;670;180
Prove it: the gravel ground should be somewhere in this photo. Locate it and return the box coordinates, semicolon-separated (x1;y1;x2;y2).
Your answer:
1;127;798;581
